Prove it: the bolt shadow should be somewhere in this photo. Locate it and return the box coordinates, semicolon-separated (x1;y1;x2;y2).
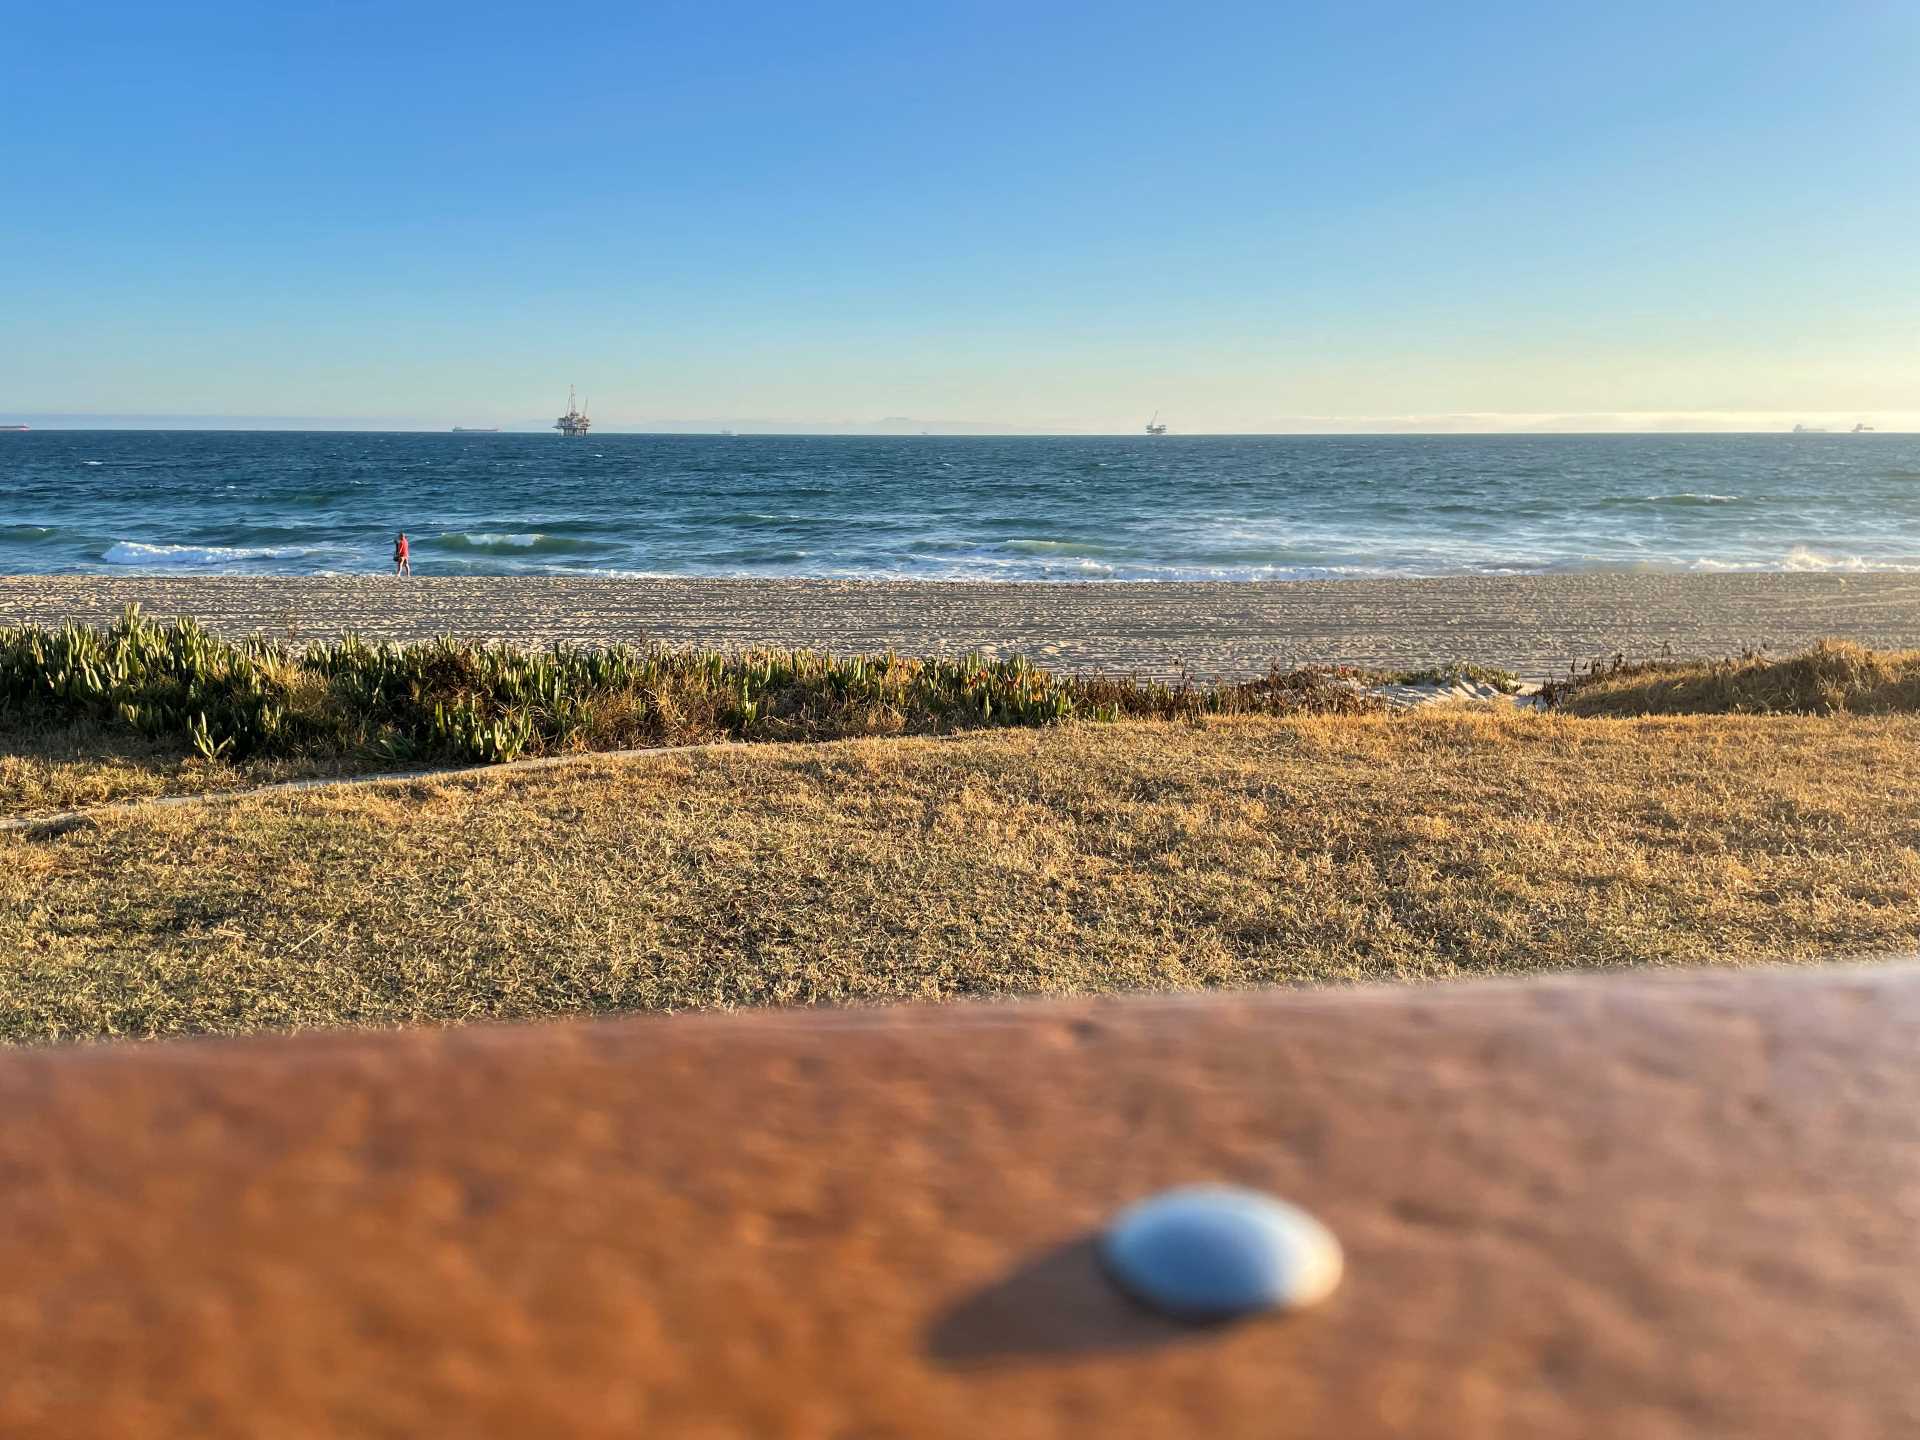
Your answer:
925;1237;1216;1371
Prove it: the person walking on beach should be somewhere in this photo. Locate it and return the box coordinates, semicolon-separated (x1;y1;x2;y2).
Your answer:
393;531;411;576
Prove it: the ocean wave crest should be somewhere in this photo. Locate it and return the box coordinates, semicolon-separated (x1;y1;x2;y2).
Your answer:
1591;492;1743;508
431;532;613;555
1002;538;1120;556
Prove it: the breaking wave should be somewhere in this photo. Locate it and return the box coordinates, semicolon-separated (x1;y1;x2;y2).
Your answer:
103;541;315;567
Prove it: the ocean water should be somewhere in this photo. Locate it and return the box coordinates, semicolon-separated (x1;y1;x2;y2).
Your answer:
4;430;1919;581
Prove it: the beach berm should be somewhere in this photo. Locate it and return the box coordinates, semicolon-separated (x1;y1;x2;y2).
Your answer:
5;572;1920;680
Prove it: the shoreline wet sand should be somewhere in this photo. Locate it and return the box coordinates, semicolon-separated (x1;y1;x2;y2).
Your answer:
4;573;1920;680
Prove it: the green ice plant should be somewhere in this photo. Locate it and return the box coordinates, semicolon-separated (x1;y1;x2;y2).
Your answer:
0;606;1381;768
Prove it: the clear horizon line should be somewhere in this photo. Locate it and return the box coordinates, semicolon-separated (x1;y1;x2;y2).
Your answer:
6;408;1915;437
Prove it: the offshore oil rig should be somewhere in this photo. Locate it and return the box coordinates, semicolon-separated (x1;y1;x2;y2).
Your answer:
554;386;591;436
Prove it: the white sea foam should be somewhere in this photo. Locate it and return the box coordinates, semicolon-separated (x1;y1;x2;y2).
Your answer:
1780;546;1920;572
103;541;313;567
563;567;683;580
1687;547;1920;574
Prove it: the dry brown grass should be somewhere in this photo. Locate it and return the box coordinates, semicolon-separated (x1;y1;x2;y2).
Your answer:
3;710;1917;1044
0;727;378;816
1554;640;1920;716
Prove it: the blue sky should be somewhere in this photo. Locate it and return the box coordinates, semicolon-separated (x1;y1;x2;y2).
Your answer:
4;0;1917;430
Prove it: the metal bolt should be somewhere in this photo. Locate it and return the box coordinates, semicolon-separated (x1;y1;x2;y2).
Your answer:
1101;1185;1343;1321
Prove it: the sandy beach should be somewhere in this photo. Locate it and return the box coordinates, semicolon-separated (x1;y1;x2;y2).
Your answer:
4;573;1920;680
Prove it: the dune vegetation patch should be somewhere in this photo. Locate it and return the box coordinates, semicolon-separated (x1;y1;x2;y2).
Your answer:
5;619;1918;818
1547;640;1920;717
0;608;1379;812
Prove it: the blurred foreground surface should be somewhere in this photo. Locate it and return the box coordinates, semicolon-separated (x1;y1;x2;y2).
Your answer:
4;964;1917;1437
